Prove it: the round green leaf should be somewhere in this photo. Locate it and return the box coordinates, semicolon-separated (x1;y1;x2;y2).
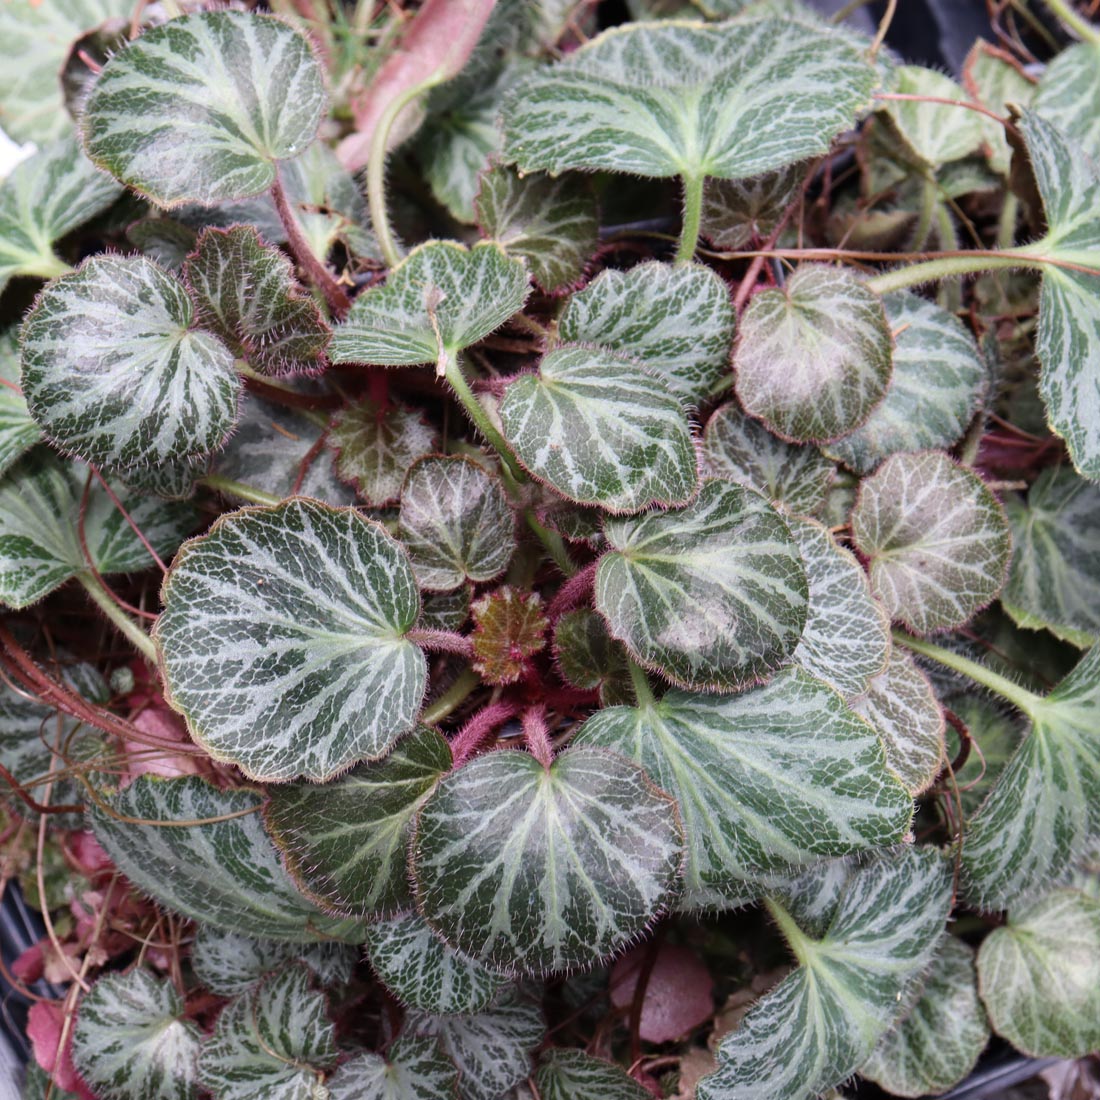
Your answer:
399;456;515;591
851;452;1011;634
366;911;507;1014
553;608;632;706
73;970;201;1100
595;479;808;691
535;1050;650;1100
1003;465;1100;646
700;164;806;250
824;291;987;474
82;10;327;206
788;517;890;700
326;1037;459;1100
21;255;239;468
978;888;1100;1057
198;966;337;1100
499;343;698;513
702;401;835;517
156;499;426;782
733;265;893;444
412;746;684;974
556;261;736;407
264;726;451;918
574;669;912;906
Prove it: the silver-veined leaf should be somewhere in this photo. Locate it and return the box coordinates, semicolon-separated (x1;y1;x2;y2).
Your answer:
330;242;529;373
198;966;337;1100
82;10;326;206
263;726;451;918
595;479;808;691
824;292;986;474
155;500;426;782
398;456;515;591
421;587;471;632
961;647;1100;908
1002;465;1100;646
21;255;239;468
366;911;507;1014
0;333;41;478
0;449;195;609
962;40;1035;176
1033;42;1100;163
0;137;121;292
860;937;989;1098
574;669;912;907
534;1050;650;1100
851;452;1011;633
329;399;438;507
190;926;356;997
788;517;890;699
502;19;876;183
552;609;632;706
72;970;201;1100
700;163;806;250
475;163;597;293
977;888;1100;1057
0;0;133;143
412;746;683;974
499;344;698;513
697;848;952;1100
733;265;892;443
407;995;545;1100
326;1037;459;1100
702;401;835;516
90;775;359;942
851;649;944;795
556;261;735;407
183;226;330;376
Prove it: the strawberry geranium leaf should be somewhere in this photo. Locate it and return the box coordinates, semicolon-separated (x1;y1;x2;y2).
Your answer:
534;1050;651;1100
326;1037;459;1100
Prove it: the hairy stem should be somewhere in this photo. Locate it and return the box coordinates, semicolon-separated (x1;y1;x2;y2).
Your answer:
763;896;816;967
449;701;520;768
408;628;474;658
199;475;282;507
628;658;656;709
675;173;705;263
525;510;578;577
865;253;1030;295
443;356;527;483
78;572;157;663
422;666;481;725
1044;0;1100;44
523;706;554;769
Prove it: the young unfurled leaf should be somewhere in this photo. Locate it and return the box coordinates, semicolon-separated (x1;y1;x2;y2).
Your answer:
0;138;121;293
553;609;632;706
0;333;40;478
700;163;806;250
860;937;989;1098
575;669;912;906
851;452;1011;633
502;20;876;183
556;262;735;406
264;726;451;918
330;242;529;373
500;344;698;512
190;927;356;997
366;911;507;1014
72;970;201;1100
788;518;890;700
183;226;330;376
962;648;1100;908
198;966;337;1100
326;1037;459;1100
156;500;425;782
412;746;683;974
0;449;194;609
851;650;944;795
702;402;834;516
330;399;438;507
90;776;359;942
733;265;893;444
399;456;515;591
534;1050;650;1100
406;995;545;1100
824;292;986;474
475;163;597;292
470;586;548;684
697;849;952;1100
1033;42;1100;163
1002;465;1100;646
596;480;808;691
978;888;1100;1057
21;256;239;468
82;11;326;206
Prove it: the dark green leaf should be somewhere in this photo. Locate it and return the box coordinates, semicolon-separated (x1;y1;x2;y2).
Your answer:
553;609;632;706
535;1050;650;1099
0;332;40;478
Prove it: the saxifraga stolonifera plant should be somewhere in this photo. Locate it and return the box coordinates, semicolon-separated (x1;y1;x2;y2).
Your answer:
1;0;1100;1097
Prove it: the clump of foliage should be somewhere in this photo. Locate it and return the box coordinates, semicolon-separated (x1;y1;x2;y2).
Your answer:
2;0;1100;1097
